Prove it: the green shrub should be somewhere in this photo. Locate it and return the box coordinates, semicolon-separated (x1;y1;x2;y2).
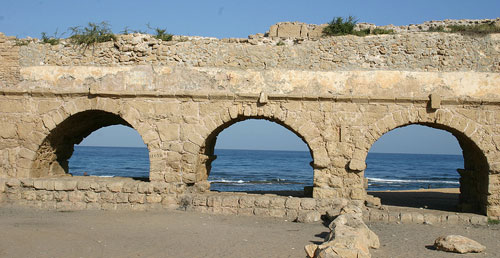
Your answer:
427;26;446;32
69;22;116;48
147;23;173;41
41;31;60;45
488;218;500;225
14;38;29;46
448;23;500;34
323;16;393;37
323;16;358;36
276;41;285;46
121;26;146;35
372;28;394;35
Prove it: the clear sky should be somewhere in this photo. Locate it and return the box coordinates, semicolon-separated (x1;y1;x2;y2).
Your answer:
3;0;495;155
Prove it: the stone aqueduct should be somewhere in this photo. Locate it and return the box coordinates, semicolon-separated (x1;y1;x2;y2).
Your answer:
0;22;499;219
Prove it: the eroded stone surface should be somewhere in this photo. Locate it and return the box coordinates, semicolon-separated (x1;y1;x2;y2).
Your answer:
0;19;500;218
434;235;486;254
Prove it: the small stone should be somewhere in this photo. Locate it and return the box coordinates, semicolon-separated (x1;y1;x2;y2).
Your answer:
304;244;318;258
434;235;486;254
297;211;320;223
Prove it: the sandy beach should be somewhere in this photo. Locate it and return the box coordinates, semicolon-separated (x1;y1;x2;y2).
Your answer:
1;188;498;258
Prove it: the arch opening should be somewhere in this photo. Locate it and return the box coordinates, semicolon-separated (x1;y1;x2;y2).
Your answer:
199;118;314;197
365;124;489;215
31;110;150;180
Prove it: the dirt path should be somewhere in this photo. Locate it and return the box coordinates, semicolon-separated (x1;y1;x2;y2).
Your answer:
0;207;325;258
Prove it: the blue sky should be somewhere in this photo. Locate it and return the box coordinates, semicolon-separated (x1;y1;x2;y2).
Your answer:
2;0;495;155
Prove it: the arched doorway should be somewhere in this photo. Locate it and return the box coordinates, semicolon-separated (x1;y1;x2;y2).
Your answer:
365;123;489;214
200;118;314;197
31;110;150;180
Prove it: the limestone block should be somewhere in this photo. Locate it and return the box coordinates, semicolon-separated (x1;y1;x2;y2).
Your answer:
269;197;286;209
239;195;256;208
412;212;424;224
238;208;254;216
400;212;412;223
22;190;36;201
207;195;223;207
100;192;115;202
470;215;487;225
6;179;20;187
107;182;123;193
297;210;321;223
285;197;301;209
129;193;145;204
68;191;85;202
53;191;68;202
146;194;162;203
85;192;99;203
269;208;286;218
424;214;439;225
222;195;239;208
300;198;317;210
161;195;179;208
157;124;180;142
192;195;207;206
349;159;366;172
446;214;459;224
122;182;138;193
253;208;270;217
255;196;270;208
90;182;106;192
0;123;17;139
268;25;278;37
77;181;91;190
434;235;486;254
277;23;302;38
54;181;77;191
152;183;168;193
137;182;153;194
116;193;129;203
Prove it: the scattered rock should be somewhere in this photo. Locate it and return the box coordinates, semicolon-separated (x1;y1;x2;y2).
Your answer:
297;211;321;223
364;195;381;208
306;211;379;258
434;235;486;254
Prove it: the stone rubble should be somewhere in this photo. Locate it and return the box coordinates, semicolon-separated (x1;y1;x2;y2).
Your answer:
305;204;380;258
434;235;486;254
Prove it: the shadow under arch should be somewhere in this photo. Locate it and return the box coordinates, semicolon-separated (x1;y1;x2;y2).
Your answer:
31;110;150;179
365;122;489;215
197;116;315;195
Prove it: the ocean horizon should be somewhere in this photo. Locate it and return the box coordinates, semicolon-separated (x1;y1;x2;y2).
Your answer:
69;146;462;192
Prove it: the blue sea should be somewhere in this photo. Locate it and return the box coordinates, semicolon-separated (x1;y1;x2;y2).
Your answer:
69;146;462;192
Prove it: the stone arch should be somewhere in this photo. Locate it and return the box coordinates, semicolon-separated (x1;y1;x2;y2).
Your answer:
355;109;491;214
191;103;325;192
30;109;151;179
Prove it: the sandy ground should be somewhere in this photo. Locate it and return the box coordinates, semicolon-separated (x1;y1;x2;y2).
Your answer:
1;188;499;258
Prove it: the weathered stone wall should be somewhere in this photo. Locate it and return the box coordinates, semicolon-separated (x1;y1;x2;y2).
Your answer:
0;33;20;88
1;19;500;219
1;90;499;217
267;18;500;39
0;28;495;90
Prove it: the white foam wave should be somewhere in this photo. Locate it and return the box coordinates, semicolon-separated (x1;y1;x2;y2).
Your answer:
366;177;459;184
209;179;246;184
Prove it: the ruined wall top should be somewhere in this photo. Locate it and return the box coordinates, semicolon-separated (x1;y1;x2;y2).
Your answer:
0;18;499;99
266;18;500;39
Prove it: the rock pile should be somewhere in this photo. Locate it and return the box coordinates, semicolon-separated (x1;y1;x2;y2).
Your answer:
305;205;379;258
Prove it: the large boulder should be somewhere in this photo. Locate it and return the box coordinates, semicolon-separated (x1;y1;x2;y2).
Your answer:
306;212;379;258
434;235;486;254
